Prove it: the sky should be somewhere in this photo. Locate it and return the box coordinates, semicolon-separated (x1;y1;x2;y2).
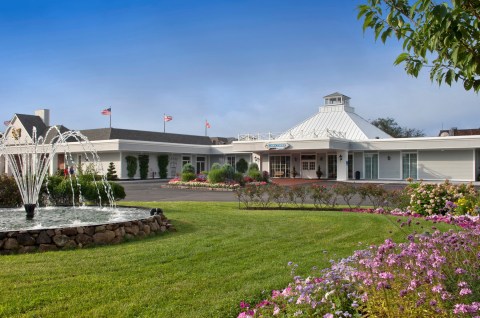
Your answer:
0;0;479;138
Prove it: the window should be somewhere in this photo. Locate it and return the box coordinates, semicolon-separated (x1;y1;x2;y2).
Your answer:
226;156;235;167
327;154;337;178
402;153;417;179
270;155;291;178
196;156;206;174
182;156;191;168
364;153;378;179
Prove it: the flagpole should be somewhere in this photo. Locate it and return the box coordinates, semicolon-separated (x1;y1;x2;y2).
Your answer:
164;113;166;133
110;108;112;128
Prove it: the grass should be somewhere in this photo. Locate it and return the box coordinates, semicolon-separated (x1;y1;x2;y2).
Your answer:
0;202;451;317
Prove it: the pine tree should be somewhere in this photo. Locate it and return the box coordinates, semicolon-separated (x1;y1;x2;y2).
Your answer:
106;162;118;180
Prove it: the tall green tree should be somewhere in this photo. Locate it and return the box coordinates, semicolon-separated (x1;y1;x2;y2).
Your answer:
371;117;425;137
358;0;480;92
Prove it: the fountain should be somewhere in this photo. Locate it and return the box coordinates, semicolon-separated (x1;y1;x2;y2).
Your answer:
0;124;115;219
0;123;174;254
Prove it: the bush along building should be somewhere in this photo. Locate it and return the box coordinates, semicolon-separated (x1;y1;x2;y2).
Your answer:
2;92;480;182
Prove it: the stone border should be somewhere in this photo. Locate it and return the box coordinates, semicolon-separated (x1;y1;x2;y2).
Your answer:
0;211;175;255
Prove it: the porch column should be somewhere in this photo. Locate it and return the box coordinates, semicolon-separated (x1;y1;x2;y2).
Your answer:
337;150;348;181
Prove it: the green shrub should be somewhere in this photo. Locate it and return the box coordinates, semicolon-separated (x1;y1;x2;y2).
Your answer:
181;172;196;182
210;163;221;170
157;155;169;179
208;168;225;184
332;182;358;208
125;156;138;179
358;183;388;209
106;162;118;180
138;155;149;179
0;175;22;207
233;172;244;186
236;158;248;173
248;170;262;181
182;163;195;174
222;163;235;180
247;163;259;173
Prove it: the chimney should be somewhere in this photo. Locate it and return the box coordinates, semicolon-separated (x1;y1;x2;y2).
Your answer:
449;127;457;136
35;109;50;126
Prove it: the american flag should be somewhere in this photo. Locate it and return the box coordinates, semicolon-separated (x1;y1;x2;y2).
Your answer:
205;120;211;129
164;115;173;122
101;108;111;115
3;120;11;126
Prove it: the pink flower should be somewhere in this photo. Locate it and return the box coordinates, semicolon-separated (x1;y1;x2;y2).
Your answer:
459;288;472;296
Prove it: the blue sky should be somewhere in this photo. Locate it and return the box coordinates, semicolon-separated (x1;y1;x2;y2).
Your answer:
1;0;478;137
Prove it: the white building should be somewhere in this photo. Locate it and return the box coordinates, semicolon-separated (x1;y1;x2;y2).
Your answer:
2;92;480;182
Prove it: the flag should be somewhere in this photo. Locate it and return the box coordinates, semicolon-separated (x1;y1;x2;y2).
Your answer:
206;120;211;129
101;108;111;115
3;120;11;126
164;115;173;122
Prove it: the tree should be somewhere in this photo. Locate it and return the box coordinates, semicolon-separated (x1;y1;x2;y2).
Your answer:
125;156;138;179
236;158;248;174
371;117;425;137
106;162;118;180
358;0;480;92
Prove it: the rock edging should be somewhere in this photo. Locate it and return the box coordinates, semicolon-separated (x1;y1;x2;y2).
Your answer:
0;213;175;255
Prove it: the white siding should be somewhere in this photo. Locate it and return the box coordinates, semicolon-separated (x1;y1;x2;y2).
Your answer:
353;152;363;179
379;152;401;179
418;150;473;181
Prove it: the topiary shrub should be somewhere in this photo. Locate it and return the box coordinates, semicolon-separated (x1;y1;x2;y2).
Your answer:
248;170;262;181
157;155;169;179
125;156;138;179
106;162;118;180
247;163;259;173
236;158;248;173
138;155;149;179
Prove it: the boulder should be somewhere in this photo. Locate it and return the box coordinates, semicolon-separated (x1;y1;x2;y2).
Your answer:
62;227;78;236
17;233;36;246
75;233;93;246
18;246;37;254
4;238;19;250
95;225;106;233
36;231;52;244
53;235;70;247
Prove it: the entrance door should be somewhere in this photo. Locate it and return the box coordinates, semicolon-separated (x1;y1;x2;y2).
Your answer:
327;154;337;179
301;154;316;179
270;155;291;178
365;153;378;179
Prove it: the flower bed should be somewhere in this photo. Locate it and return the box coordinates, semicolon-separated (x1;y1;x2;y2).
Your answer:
238;215;480;317
165;178;240;191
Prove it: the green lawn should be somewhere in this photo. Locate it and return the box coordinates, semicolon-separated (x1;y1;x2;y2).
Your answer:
0;202;448;317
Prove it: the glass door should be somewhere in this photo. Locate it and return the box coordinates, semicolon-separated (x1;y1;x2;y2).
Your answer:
327;154;337;179
402;153;417;179
270;155;291;178
364;153;378;179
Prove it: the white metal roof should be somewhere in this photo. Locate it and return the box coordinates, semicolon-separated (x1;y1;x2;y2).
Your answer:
277;97;392;141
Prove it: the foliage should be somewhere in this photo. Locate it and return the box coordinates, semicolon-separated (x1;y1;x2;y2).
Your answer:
210;162;222;171
247;163;259;173
247;170;262;182
181;172;196;182
138;155;149;180
358;183;388;209
106;162;118;181
222;163;235;180
125;156;138;179
310;184;336;208
236;158;249;174
407;180;478;216
157;155;169;179
371;117;425;138
332;182;358;208
43;175;125;205
181;163;195;174
208;168;225;183
0;174;22;207
358;0;480;92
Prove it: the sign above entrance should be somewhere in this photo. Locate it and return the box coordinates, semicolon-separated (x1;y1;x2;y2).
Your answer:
265;143;290;150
